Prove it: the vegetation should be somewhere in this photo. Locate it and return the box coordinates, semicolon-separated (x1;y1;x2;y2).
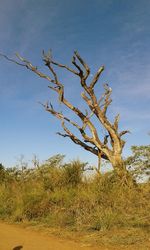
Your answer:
0;154;149;232
126;145;150;182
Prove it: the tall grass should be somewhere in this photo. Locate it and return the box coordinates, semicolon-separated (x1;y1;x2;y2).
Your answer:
0;156;149;232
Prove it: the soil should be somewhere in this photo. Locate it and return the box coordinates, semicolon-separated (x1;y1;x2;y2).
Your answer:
0;222;149;250
0;222;106;250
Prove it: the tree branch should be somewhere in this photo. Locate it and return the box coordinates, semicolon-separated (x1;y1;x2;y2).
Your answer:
90;66;104;89
119;130;130;137
74;51;90;80
0;53;28;67
14;53;53;82
114;114;120;131
57;121;108;160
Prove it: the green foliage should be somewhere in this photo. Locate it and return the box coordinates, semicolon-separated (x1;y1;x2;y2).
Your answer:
126;145;150;181
43;154;65;168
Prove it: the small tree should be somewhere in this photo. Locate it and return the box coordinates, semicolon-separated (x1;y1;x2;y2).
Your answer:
1;51;130;178
126;145;150;182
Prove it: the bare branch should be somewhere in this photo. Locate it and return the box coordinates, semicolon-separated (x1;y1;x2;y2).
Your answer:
119;130;130;137
74;51;90;79
15;53;53;82
58;121;108;159
102;99;112;115
45;60;59;84
114;114;120;131
90;66;104;89
101;84;112;115
45;103;96;146
0;53;27;67
48;85;59;93
56;132;70;138
103;135;109;145
51;61;79;75
72;55;84;76
81;92;93;108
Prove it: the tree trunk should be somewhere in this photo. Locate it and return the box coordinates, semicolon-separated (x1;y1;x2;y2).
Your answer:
111;154;132;184
112;154;126;173
97;151;102;175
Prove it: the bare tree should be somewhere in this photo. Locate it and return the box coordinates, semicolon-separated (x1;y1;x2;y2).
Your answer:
0;51;130;178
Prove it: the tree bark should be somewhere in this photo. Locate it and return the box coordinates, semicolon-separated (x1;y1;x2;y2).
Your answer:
110;154;134;185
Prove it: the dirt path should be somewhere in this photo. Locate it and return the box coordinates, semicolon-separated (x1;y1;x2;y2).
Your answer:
0;222;105;250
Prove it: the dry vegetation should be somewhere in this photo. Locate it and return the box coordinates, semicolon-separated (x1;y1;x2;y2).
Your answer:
0;154;149;249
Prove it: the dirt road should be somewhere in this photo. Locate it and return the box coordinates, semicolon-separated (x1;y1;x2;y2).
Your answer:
0;222;104;250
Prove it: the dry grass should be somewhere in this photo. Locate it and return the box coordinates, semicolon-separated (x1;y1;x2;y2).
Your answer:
0;157;150;248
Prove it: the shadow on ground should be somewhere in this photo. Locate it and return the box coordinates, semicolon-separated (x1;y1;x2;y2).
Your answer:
12;246;23;250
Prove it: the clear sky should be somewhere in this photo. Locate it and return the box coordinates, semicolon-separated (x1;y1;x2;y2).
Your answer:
0;0;150;167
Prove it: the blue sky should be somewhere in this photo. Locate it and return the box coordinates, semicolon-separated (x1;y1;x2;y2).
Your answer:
0;0;150;167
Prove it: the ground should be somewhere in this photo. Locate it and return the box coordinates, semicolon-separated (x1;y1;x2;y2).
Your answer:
0;222;149;250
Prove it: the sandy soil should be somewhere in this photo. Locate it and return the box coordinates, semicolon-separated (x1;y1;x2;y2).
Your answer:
0;222;105;250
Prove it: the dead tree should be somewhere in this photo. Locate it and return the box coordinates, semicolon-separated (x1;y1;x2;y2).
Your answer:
0;51;130;177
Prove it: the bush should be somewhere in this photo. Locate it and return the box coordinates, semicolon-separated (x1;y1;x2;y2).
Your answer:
63;159;86;187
